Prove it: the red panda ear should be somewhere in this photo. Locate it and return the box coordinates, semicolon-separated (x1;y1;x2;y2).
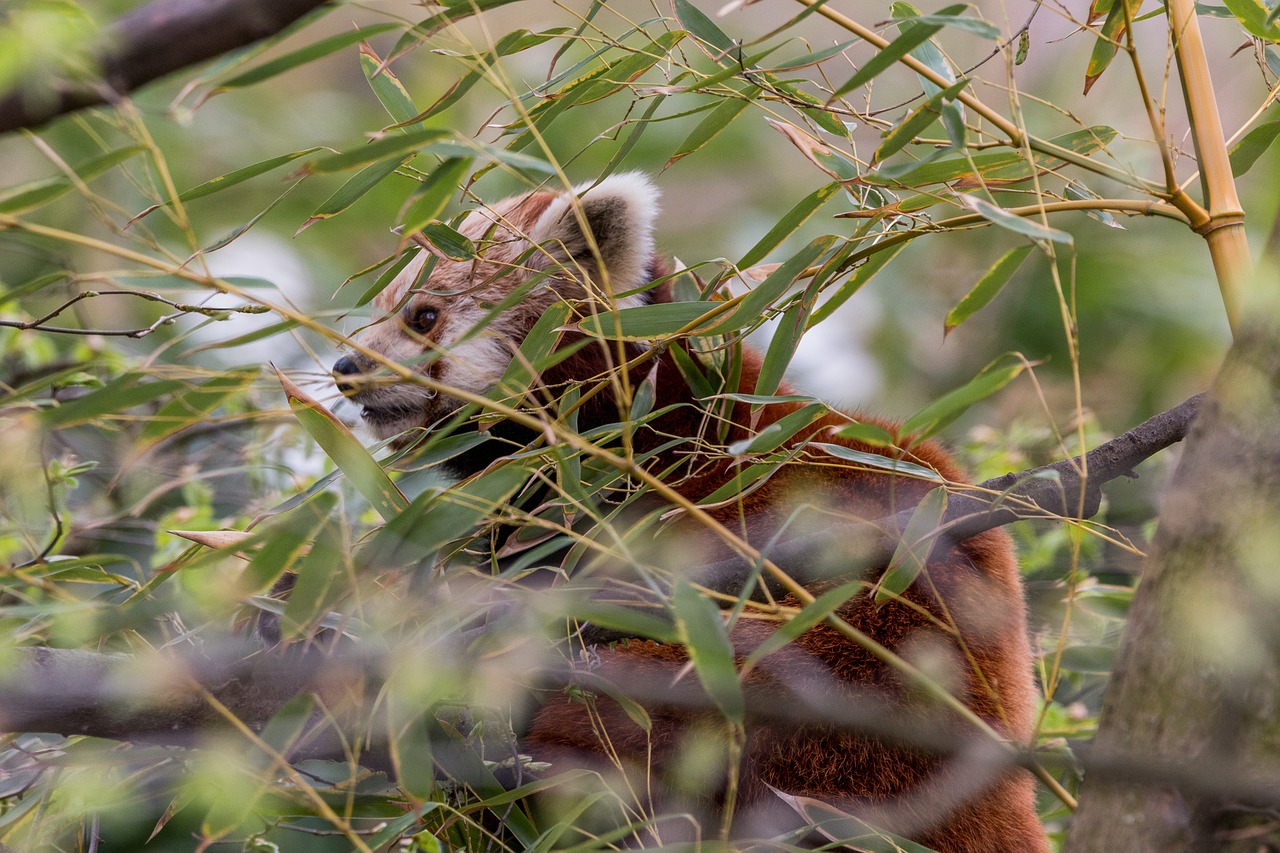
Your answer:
533;172;659;297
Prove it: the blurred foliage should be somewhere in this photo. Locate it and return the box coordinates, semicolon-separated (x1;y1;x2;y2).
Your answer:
0;0;1278;850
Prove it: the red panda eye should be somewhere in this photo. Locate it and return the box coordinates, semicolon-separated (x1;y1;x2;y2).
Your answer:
406;306;438;335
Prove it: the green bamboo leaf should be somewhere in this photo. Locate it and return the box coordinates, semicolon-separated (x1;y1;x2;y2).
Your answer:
358;43;419;125
874;486;948;602
810;442;944;481
0;146;145;213
830;421;897;446
1083;0;1133;95
672;582;744;724
420;221;476;260
727;404;826;455
361;463;533;570
215;24;398;91
400;157;473;237
133;148;323;222
309;127;451;174
770;39;861;71
139;367;259;446
280;518;345;641
901;355;1027;439
958;195;1073;244
754;281;821;398
42;374;186;428
865;126;1118;188
1064;181;1124;229
1229;118;1280;175
577;300;719;339
744;581;864;670
739;182;842;269
832;5;968;98
666;87;758;169
875;79;970;163
495;301;572;398
890;10;1000;37
0;271;66;306
808;243;906;328
298;156;407;233
240;493;336;594
277;370;409;521
556;594;677;643
355;251;431;308
705;235;838;335
672;0;734;50
1223;0;1280;39
943;245;1033;336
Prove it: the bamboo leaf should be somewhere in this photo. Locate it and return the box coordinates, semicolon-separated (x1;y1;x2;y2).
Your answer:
957;195;1073;244
0;146;146;213
359;42;419;125
810;443;944;481
727;404;826;455
672;0;734;50
832;5;970;98
665;87;758;169
672;582;744;724
298;156;406;233
704;236;838;335
1229;118;1280;175
240;493;336;594
944;246;1034;336
1083;0;1133;94
754;284;818;399
808;243;906;328
42;374;186;428
139;367;260;446
420;221;476;260
874;487;948;602
875;79;970;163
400;157;473;237
215;24;398;91
901;355;1027;439
739;182;842;269
280;518;346;641
138;148;323;219
1223;0;1280;40
744;581;864;671
361;463;533;570
309;128;451;174
277;369;409;521
577;300;720;339
866;126;1118;188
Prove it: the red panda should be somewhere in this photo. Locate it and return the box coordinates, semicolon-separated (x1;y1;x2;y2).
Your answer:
332;174;1047;852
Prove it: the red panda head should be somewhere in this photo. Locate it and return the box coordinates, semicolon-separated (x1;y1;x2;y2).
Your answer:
333;173;660;441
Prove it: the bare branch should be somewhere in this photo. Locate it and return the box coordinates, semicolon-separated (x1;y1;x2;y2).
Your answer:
0;0;332;135
694;393;1205;593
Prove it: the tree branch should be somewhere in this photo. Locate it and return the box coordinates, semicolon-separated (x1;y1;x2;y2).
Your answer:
693;393;1205;593
0;0;332;135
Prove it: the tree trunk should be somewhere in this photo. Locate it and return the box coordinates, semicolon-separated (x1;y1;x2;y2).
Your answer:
1067;299;1280;851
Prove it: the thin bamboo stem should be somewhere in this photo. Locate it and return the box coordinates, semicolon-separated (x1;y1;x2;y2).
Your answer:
1166;0;1251;331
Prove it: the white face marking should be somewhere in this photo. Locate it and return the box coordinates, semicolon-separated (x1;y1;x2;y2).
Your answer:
337;174;662;444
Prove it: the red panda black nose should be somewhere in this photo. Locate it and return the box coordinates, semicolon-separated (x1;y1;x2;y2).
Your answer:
332;356;363;396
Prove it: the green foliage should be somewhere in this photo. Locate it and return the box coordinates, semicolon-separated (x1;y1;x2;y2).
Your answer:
0;0;1268;849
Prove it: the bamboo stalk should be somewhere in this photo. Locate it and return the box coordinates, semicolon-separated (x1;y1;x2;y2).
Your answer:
1166;0;1252;331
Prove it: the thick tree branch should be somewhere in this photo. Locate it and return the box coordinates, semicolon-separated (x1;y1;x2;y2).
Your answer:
694;393;1205;593
0;0;331;135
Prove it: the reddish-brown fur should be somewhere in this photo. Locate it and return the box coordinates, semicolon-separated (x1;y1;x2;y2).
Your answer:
524;310;1046;851
337;178;1046;851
